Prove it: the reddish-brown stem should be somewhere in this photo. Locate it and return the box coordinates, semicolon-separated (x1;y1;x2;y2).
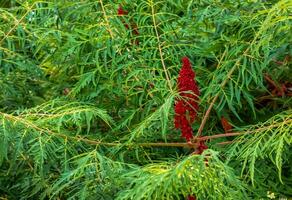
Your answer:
137;142;198;148
197;56;238;136
272;59;284;65
197;95;219;137
216;141;236;146
197;48;252;137
272;55;291;65
264;74;279;89
196;131;244;141
4;111;290;149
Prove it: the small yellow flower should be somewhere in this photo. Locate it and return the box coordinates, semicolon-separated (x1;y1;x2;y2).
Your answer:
267;191;275;199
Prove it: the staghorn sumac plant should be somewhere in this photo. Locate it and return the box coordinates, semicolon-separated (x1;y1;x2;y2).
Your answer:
174;57;200;141
0;1;291;200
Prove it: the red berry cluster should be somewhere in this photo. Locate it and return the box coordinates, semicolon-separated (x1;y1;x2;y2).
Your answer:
187;195;196;200
174;57;200;141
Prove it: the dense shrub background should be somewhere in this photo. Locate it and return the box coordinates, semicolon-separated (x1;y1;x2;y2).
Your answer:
0;0;291;199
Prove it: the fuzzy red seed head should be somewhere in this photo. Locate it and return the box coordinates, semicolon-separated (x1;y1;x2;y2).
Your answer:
182;56;191;69
187;196;196;200
174;57;200;141
221;117;232;133
118;6;128;15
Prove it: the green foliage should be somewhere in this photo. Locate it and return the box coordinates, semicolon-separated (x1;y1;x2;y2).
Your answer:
227;110;292;185
0;0;291;199
116;151;246;200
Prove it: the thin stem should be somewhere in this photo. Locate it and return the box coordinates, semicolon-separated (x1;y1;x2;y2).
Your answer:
197;131;244;141
197;95;219;137
216;141;235;146
99;0;113;39
197;50;248;137
197;118;292;141
139;142;198;147
197;9;272;137
264;73;279;89
2;110;290;149
150;0;173;92
0;3;35;45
